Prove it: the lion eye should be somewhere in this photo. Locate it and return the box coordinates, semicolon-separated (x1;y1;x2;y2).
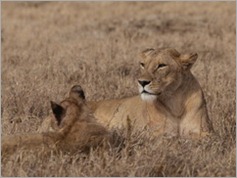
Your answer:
140;62;145;68
157;64;167;69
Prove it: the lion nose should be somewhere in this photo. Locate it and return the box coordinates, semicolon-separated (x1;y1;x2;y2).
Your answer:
138;80;151;87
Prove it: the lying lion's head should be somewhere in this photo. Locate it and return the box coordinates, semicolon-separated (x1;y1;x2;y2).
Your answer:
48;85;113;151
49;85;89;132
138;48;198;102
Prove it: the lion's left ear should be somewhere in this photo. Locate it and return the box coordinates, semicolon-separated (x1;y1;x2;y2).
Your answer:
50;101;65;126
179;53;198;70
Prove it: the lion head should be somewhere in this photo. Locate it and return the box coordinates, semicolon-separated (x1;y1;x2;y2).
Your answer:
49;84;94;132
34;84;110;152
45;85;121;152
138;48;198;102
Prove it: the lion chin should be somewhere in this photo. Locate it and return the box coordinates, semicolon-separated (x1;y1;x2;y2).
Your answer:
138;86;158;102
140;93;157;103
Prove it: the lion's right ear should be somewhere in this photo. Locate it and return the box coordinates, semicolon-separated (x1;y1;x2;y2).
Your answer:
179;52;198;70
140;48;155;59
70;85;85;100
50;101;65;126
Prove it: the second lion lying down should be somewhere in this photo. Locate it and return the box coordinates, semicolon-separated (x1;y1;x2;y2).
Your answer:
2;85;122;156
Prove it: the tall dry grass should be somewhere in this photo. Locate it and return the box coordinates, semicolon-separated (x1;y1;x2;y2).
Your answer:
1;2;236;176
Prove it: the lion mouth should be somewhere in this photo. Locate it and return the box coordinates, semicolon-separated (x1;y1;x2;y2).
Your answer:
141;90;161;96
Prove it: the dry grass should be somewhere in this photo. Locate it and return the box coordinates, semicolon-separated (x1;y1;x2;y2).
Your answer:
1;2;236;177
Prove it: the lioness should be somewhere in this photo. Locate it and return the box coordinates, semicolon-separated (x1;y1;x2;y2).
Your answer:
89;48;213;138
2;85;118;156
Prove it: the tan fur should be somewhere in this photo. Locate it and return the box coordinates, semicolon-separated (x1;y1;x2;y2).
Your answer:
2;85;117;156
89;48;213;138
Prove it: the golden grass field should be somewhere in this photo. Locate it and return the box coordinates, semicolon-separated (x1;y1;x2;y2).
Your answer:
1;2;236;177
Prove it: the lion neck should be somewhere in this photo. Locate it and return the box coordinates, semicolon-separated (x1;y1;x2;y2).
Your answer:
154;72;198;118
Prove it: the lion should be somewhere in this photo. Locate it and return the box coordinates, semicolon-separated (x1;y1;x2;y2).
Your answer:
2;85;121;156
88;48;213;138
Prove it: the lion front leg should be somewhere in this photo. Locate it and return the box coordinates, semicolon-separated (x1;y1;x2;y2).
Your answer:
179;106;213;139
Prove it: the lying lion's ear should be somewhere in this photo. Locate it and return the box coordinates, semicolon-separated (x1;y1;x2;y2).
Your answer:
70;85;85;100
50;101;65;126
140;48;155;59
179;53;198;70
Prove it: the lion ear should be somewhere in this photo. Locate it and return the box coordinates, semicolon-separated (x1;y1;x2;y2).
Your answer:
140;48;155;59
179;53;198;70
50;101;65;126
70;85;85;100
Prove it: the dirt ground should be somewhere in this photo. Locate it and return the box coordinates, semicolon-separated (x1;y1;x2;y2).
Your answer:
1;2;236;177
